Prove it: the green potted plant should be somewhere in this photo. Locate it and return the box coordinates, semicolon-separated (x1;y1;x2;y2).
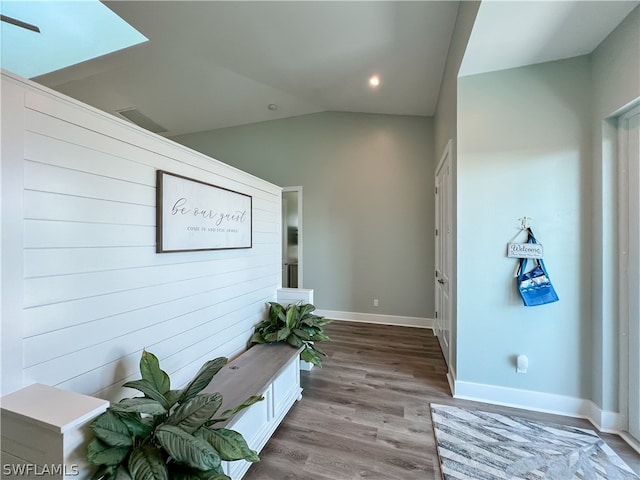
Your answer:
249;302;332;367
87;351;261;480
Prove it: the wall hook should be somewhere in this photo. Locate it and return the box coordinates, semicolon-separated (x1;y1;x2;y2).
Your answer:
519;216;531;230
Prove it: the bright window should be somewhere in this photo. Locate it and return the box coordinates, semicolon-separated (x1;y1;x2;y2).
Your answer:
1;0;147;78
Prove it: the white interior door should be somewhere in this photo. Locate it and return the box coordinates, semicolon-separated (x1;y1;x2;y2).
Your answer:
435;141;452;369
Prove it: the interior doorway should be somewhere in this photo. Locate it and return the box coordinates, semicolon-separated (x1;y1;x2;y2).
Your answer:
619;105;639;445
435;140;453;377
282;187;303;288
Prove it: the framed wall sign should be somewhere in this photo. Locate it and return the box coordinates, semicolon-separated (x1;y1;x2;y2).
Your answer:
507;242;543;259
156;170;252;253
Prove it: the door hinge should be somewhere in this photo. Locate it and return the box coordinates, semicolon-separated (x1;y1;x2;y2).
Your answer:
435;186;439;194
435;311;438;319
435;228;439;236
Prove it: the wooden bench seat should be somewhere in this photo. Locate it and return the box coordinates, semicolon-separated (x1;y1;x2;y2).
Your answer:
203;343;303;480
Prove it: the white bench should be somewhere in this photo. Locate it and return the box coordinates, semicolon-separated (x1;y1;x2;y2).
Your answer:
203;343;303;480
0;344;301;480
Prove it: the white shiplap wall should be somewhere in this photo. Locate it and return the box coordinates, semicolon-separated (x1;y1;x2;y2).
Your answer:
1;72;282;401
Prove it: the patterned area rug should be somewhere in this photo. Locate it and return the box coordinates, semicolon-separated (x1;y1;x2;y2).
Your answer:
430;404;639;480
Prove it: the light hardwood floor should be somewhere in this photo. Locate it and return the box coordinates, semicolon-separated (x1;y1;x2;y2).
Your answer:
243;321;640;479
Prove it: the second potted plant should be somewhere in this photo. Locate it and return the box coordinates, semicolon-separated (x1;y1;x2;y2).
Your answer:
249;302;332;368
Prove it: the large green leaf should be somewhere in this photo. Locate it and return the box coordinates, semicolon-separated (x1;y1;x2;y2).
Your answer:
87;438;130;466
206;395;264;426
312;332;331;342
317;318;333;327
128;445;168;480
268;302;286;324
311;344;327;356
263;332;278;342
299;303;316;318
196;428;259;462
110;398;167;416
275;327;291;342
286;334;303;348
165;389;182;409
119;413;154;439
179;358;227;404
299;325;319;336
139;351;170;395
301;315;330;328
285;305;298;329
291;328;311;341
90;410;132;447
155;425;221;471
248;331;265;345
166;393;222;434
301;347;322;366
300;318;318;328
123;379;169;409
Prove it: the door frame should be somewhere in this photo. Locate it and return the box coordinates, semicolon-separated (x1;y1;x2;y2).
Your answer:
618;104;640;447
282;186;303;288
435;139;453;380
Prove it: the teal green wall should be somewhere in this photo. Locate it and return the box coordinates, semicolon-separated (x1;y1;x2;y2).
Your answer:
173;112;435;320
457;56;593;399
454;6;639;409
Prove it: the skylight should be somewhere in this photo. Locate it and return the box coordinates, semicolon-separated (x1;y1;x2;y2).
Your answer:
0;0;148;79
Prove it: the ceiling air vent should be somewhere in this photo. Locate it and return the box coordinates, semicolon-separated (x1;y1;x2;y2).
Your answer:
117;108;167;134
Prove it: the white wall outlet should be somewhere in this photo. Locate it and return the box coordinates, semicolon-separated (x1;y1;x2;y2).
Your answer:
373;298;379;307
516;354;528;374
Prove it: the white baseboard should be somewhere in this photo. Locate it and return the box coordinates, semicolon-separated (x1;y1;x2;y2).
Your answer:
454;380;624;434
618;431;640;455
316;309;434;329
446;365;457;397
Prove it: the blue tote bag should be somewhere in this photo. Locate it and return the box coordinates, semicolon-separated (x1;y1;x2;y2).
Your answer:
516;230;559;307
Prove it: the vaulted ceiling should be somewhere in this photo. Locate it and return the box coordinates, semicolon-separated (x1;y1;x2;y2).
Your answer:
30;1;638;138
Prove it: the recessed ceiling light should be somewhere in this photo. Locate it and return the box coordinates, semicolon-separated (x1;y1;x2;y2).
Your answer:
369;75;381;87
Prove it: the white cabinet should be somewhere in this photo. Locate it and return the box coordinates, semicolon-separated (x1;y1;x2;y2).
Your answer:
0;384;108;479
276;287;314;305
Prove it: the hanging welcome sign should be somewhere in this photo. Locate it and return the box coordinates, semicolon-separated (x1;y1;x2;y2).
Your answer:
156;170;252;252
507;242;543;259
